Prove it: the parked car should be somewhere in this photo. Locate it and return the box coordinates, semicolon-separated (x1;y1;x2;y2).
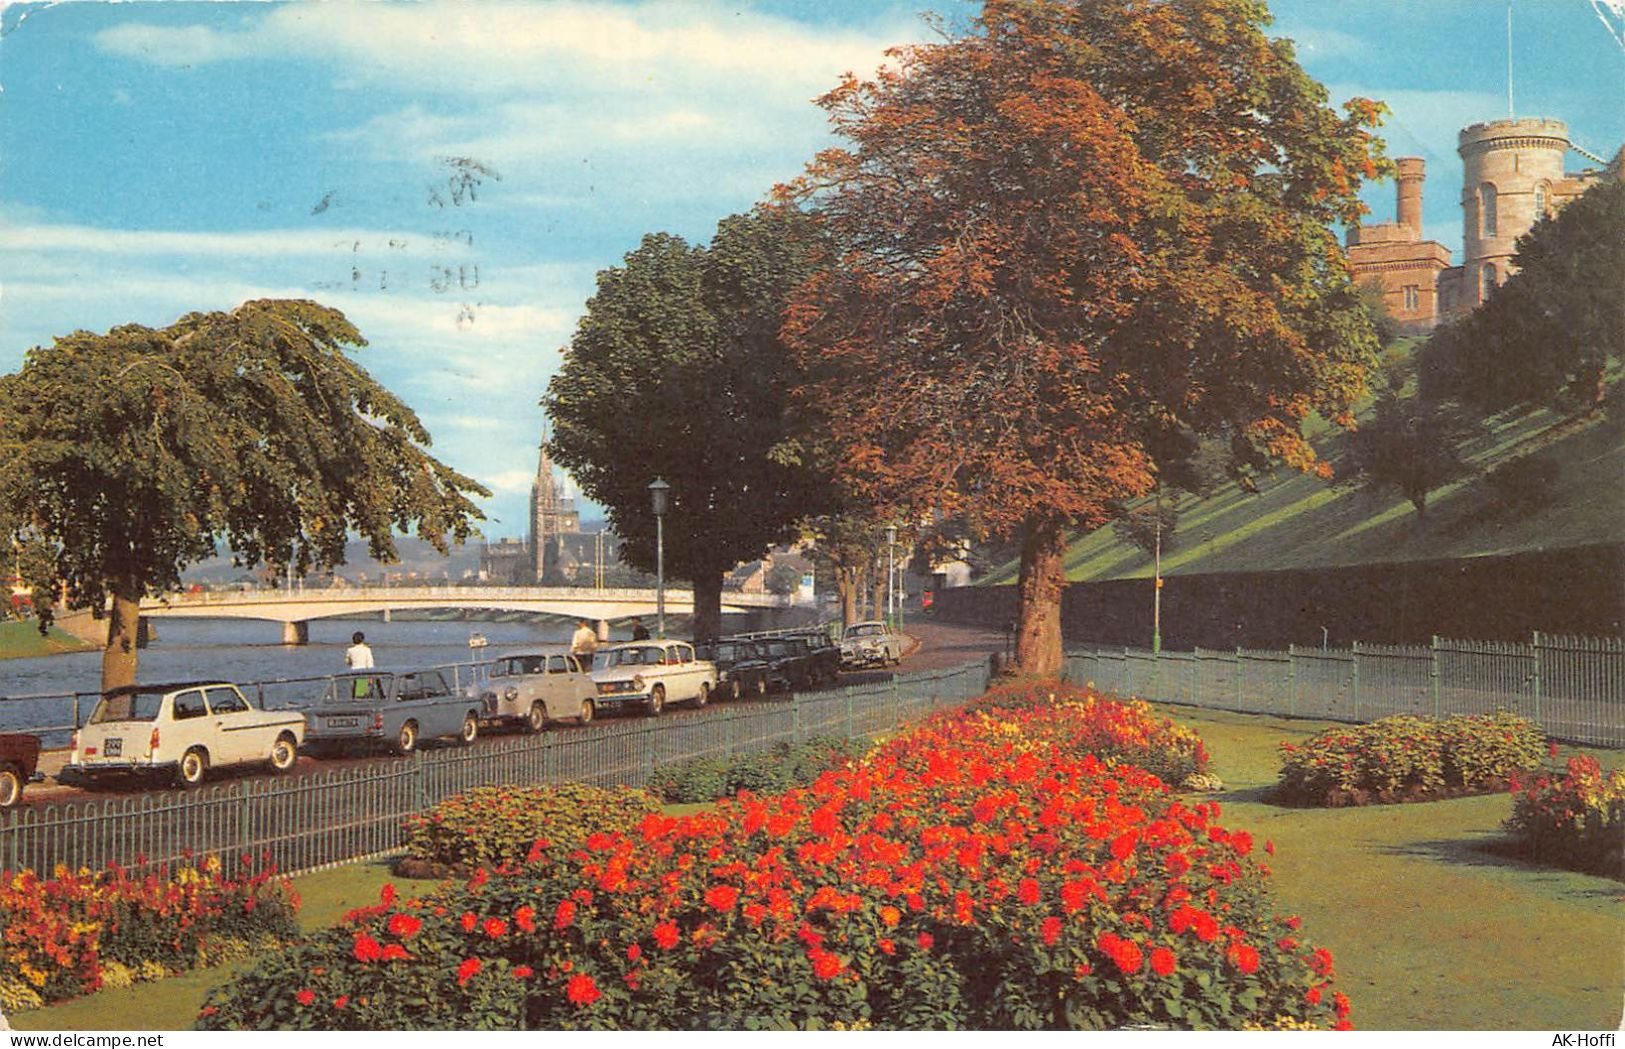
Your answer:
757;636;816;691
787;626;842;685
480;649;599;729
589;640;717;716
841;620;905;668
0;733;43;808
64;682;305;788
301;668;482;756
695;639;773;701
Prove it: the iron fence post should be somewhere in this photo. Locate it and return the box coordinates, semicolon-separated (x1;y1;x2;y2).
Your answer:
1531;630;1543;725
239;785;252;858
845;686;854;739
640;723;655;787
793;691;803;743
1124;648;1134;698
1287;645;1298;718
1235;648;1244;710
1430;636;1441;719
413;750;427;812
1351;641;1361;722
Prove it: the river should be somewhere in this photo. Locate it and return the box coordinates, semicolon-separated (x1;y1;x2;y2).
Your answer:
0;610;802;743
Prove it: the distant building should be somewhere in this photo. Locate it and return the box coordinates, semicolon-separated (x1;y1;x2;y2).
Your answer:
479;538;531;585
1348;118;1620;333
529;442;582;584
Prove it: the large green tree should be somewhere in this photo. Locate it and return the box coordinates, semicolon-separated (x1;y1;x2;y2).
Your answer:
1421;178;1625;413
545;208;832;643
0;299;487;690
782;0;1387;675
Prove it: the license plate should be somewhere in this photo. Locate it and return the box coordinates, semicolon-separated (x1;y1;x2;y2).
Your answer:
104;738;122;757
325;717;360;729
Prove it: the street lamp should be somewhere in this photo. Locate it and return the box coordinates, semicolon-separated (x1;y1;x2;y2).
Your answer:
1152;511;1162;655
649;478;670;639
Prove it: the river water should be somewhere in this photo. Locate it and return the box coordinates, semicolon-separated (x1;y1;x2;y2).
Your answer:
0;610;795;743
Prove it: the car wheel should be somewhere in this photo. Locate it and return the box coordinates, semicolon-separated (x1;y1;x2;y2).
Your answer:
460;713;479;745
0;763;22;809
728;678;742;702
645;684;665;717
754;675;769;698
396;721;418;756
694;682;710;708
527;703;547;733
579;698;595;725
268;733;298;774
176;748;209;788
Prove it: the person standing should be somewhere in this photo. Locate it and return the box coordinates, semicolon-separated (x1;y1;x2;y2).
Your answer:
571;619;598;662
345;631;374;669
629;617;651;641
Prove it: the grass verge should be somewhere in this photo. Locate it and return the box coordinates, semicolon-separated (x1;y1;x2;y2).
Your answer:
1155;702;1623;1031
0;619;94;660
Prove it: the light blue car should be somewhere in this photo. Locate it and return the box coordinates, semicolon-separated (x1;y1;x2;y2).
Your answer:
300;667;482;756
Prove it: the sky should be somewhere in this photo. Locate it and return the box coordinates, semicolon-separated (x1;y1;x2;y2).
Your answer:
2;0;1622;542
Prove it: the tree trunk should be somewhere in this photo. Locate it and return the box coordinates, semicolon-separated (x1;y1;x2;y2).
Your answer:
691;570;725;645
836;566;860;628
102;585;142;693
1013;517;1067;677
870;562;887;624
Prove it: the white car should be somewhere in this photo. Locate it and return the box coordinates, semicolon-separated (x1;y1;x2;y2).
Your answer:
589;640;718;716
66;681;306;788
840;621;905;668
480;649;600;729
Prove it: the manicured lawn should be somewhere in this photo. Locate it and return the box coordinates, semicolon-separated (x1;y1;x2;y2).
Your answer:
0;619;94;659
1154;703;1624;1031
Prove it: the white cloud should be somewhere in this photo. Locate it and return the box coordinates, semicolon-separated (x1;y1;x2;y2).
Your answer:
94;23;259;67
1272;25;1367;61
0;223;470;261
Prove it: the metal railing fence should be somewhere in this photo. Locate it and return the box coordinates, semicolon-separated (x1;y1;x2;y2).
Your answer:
0;660;989;877
1066;631;1623;747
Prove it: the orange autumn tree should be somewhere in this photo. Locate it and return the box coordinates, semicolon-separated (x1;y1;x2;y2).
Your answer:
783;0;1388;675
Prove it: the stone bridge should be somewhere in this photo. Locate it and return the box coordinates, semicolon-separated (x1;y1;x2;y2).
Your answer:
137;586;787;644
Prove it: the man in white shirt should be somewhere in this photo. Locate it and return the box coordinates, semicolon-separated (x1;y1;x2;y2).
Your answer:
570;619;598;663
345;631;375;669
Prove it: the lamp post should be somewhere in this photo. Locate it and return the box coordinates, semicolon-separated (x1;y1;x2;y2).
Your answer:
1152;511;1162;654
885;525;897;632
649;479;670;639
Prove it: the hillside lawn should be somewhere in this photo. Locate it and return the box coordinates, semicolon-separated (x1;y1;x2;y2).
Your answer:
0;619;94;660
10;715;1621;1032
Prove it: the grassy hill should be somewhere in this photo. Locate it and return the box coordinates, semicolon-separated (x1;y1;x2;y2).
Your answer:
982;367;1624;585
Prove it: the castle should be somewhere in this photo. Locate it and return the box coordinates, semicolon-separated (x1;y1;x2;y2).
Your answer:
1348;117;1621;333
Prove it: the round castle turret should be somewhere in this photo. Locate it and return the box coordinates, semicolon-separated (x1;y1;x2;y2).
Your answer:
1458;118;1571;305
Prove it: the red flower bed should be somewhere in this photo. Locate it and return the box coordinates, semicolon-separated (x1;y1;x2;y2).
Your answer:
1505;754;1625;879
200;684;1346;1031
0;854;300;1010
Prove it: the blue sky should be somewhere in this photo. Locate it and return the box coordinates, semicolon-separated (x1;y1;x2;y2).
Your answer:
2;0;1621;541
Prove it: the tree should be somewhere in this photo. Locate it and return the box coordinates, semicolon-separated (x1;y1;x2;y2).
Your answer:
0;300;487;690
801;509;894;627
765;563;803;597
545;208;832;644
783;0;1386;674
1421;179;1625;413
1347;387;1480;520
1112;498;1179;559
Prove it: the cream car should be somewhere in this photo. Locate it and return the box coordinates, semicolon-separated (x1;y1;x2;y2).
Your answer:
480;649;599;729
589;640;717;716
65;681;306;788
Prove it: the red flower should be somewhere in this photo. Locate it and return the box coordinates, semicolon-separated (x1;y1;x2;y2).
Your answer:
705;885;740;912
1040;916;1063;946
387;913;422;939
1150;947;1177;977
653;921;680;950
352;931;382;963
295;989;315;1006
1017;879;1041;905
808;948;844;980
1110;830;1139;860
381;944;409;962
333;996;349;1010
626;943;642;962
878;938;896;955
513;965;535;979
460;911;477;933
1305;987;1322;1005
514;905;537;934
483;917;508;938
879;905;901;927
566;973;601;1006
555;899;577;929
1227;943;1260;974
457;957;483;986
917;932;935;951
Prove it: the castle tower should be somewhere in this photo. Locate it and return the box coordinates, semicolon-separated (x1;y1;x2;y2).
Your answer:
1345;155;1451;333
1458;118;1571;307
1395;157;1425;237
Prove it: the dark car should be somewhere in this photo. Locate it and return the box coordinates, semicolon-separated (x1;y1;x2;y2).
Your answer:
0;733;42;808
696;639;774;701
757;637;816;692
786;627;841;686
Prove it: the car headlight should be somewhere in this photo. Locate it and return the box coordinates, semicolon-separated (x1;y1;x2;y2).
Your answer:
504;686;519;702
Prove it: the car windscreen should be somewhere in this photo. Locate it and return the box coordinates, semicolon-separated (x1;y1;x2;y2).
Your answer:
599;646;662;668
493;656;547;676
846;625;884;638
90;691;165;723
328;676;387;702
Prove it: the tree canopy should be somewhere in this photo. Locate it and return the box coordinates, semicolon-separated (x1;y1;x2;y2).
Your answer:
1421;178;1625;413
782;0;1387;673
0;299;487;689
544;208;833;642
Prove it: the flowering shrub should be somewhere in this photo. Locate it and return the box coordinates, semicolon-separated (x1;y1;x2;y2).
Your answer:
1505;754;1625;879
200;685;1347;1031
0;854;299;1010
647;737;867;804
1277;712;1545;805
401;784;661;871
